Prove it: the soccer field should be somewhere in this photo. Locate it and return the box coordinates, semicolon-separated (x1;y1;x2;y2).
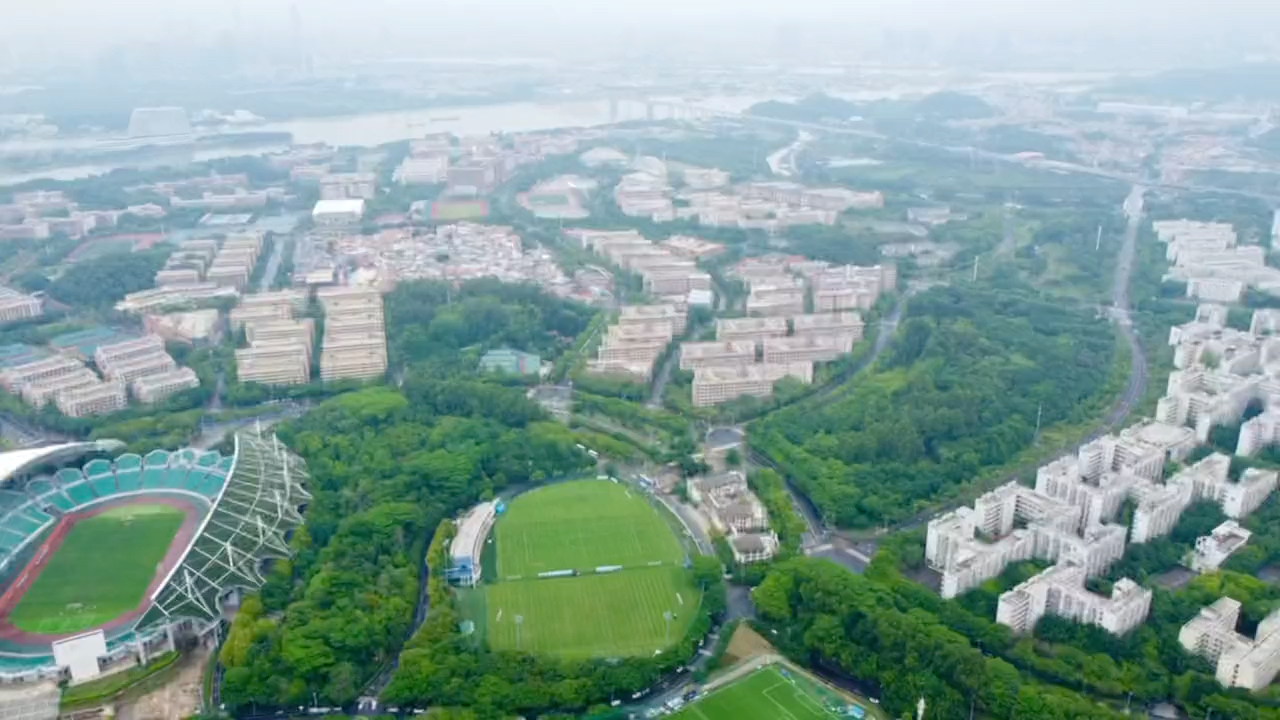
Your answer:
485;566;698;657
7;504;185;634
674;666;872;720
494;480;684;578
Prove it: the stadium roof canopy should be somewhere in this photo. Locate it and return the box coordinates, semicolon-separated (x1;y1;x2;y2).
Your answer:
0;440;125;484
139;430;310;631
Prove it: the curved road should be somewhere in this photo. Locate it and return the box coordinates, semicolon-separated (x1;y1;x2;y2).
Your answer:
746;185;1151;545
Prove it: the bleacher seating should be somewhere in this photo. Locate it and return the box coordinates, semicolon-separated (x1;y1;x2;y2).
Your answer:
141;451;170;489
0;445;235;567
114;454;142;492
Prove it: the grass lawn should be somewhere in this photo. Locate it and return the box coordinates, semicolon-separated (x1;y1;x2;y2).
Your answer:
674;665;884;720
8;504;184;634
484;566;698;657
494;480;684;578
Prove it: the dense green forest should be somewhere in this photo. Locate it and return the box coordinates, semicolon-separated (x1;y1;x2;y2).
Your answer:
751;284;1116;528
384;278;597;373
46;248;170;308
217;383;595;708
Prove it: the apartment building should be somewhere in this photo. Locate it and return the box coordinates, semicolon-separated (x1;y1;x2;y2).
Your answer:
231;303;292;329
244;319;314;354
94;335;165;370
679;341;756;370
101;353;177;384
1077;421;1197;483
715;317;787;345
747;287;805;317
20;369;100;408
1172;452;1279;519
235;343;310;385
0;286;42;323
131;367;201;404
319;337;388;381
607;321;674;345
762;335;854;364
56;381;127;417
116;283;239;314
1180;597;1280;691
1;355;86;392
1187;521;1252;573
996;563;1151;636
691;362;813;407
791;312;866;341
320;172;377;200
644;270;712;296
155;268;202;286
619;304;686;336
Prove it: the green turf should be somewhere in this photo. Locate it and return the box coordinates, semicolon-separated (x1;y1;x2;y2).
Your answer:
7;504;185;634
485;566;698;657
494;480;684;578
673;666;867;720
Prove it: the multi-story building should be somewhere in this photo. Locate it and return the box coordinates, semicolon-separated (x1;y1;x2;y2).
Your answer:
747;287;806;317
1187;521;1252;573
101;352;177;384
320;172;377;200
1180;597;1280;691
691;362;812;407
996;563;1151;636
729;532;780;564
0;286;42;323
319;287;387;382
131;367;201;404
20;369;100;408
244;319;314;354
925;482;1134;599
813;286;874;312
790;312;866;341
1078;421;1197;482
319;337;388;381
679;341;756;370
55;381;127;417
619;304;686;336
94;335;165;372
1129;478;1196;543
116;283;239;314
1171;452;1279;519
607;321;674;346
716;317;788;345
235;343;310;386
762;335;854;364
1;355;86;392
394;156;450;185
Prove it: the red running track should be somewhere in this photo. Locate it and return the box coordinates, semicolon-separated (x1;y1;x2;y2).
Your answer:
0;495;204;647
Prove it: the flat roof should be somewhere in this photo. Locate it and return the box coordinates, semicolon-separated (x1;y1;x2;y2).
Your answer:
312;198;365;215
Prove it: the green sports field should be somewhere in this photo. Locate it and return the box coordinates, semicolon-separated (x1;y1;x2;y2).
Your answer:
494;480;685;577
7;504;185;634
673;665;881;720
481;480;697;657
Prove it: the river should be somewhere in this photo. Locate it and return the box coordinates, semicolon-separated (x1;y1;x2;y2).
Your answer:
0;95;771;186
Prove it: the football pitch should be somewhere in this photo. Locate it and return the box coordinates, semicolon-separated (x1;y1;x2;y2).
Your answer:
673;665;874;720
486;566;697;657
494;480;684;577
7;504;185;634
481;480;697;657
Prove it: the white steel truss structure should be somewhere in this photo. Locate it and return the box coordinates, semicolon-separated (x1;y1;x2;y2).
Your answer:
139;430;310;631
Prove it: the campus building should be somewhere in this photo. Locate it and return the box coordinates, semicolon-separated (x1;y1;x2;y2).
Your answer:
691;362;812;407
0;286;42;323
55;381;127;417
996;564;1151;636
318;287;388;381
131;367;201;404
1180;597;1280;691
762;335;855;364
1187;521;1252;573
235;343;310;386
679;341;756;370
715;317;788;345
790;312;866;341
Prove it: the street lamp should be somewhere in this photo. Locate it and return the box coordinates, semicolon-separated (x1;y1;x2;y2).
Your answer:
515;614;524;651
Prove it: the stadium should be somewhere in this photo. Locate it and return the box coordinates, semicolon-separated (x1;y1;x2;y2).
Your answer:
449;479;702;658
0;430;308;686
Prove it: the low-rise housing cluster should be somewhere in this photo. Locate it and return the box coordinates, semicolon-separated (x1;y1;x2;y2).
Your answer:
1156;219;1280;303
690;471;779;564
233;290;313;386
567;228;715;304
588;304;684;381
323;223;572;298
318;286;387;382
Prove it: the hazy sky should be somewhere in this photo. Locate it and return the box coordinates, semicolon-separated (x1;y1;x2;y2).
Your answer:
2;0;1277;68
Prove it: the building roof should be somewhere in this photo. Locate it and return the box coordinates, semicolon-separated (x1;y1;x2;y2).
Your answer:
0;440;125;484
312;198;366;216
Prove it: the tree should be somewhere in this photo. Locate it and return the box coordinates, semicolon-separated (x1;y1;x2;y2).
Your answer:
724;448;742;468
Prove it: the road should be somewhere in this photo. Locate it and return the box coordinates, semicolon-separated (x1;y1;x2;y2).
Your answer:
743;287;912;547
824;185;1152;541
257;234;287;292
765;130;812;177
